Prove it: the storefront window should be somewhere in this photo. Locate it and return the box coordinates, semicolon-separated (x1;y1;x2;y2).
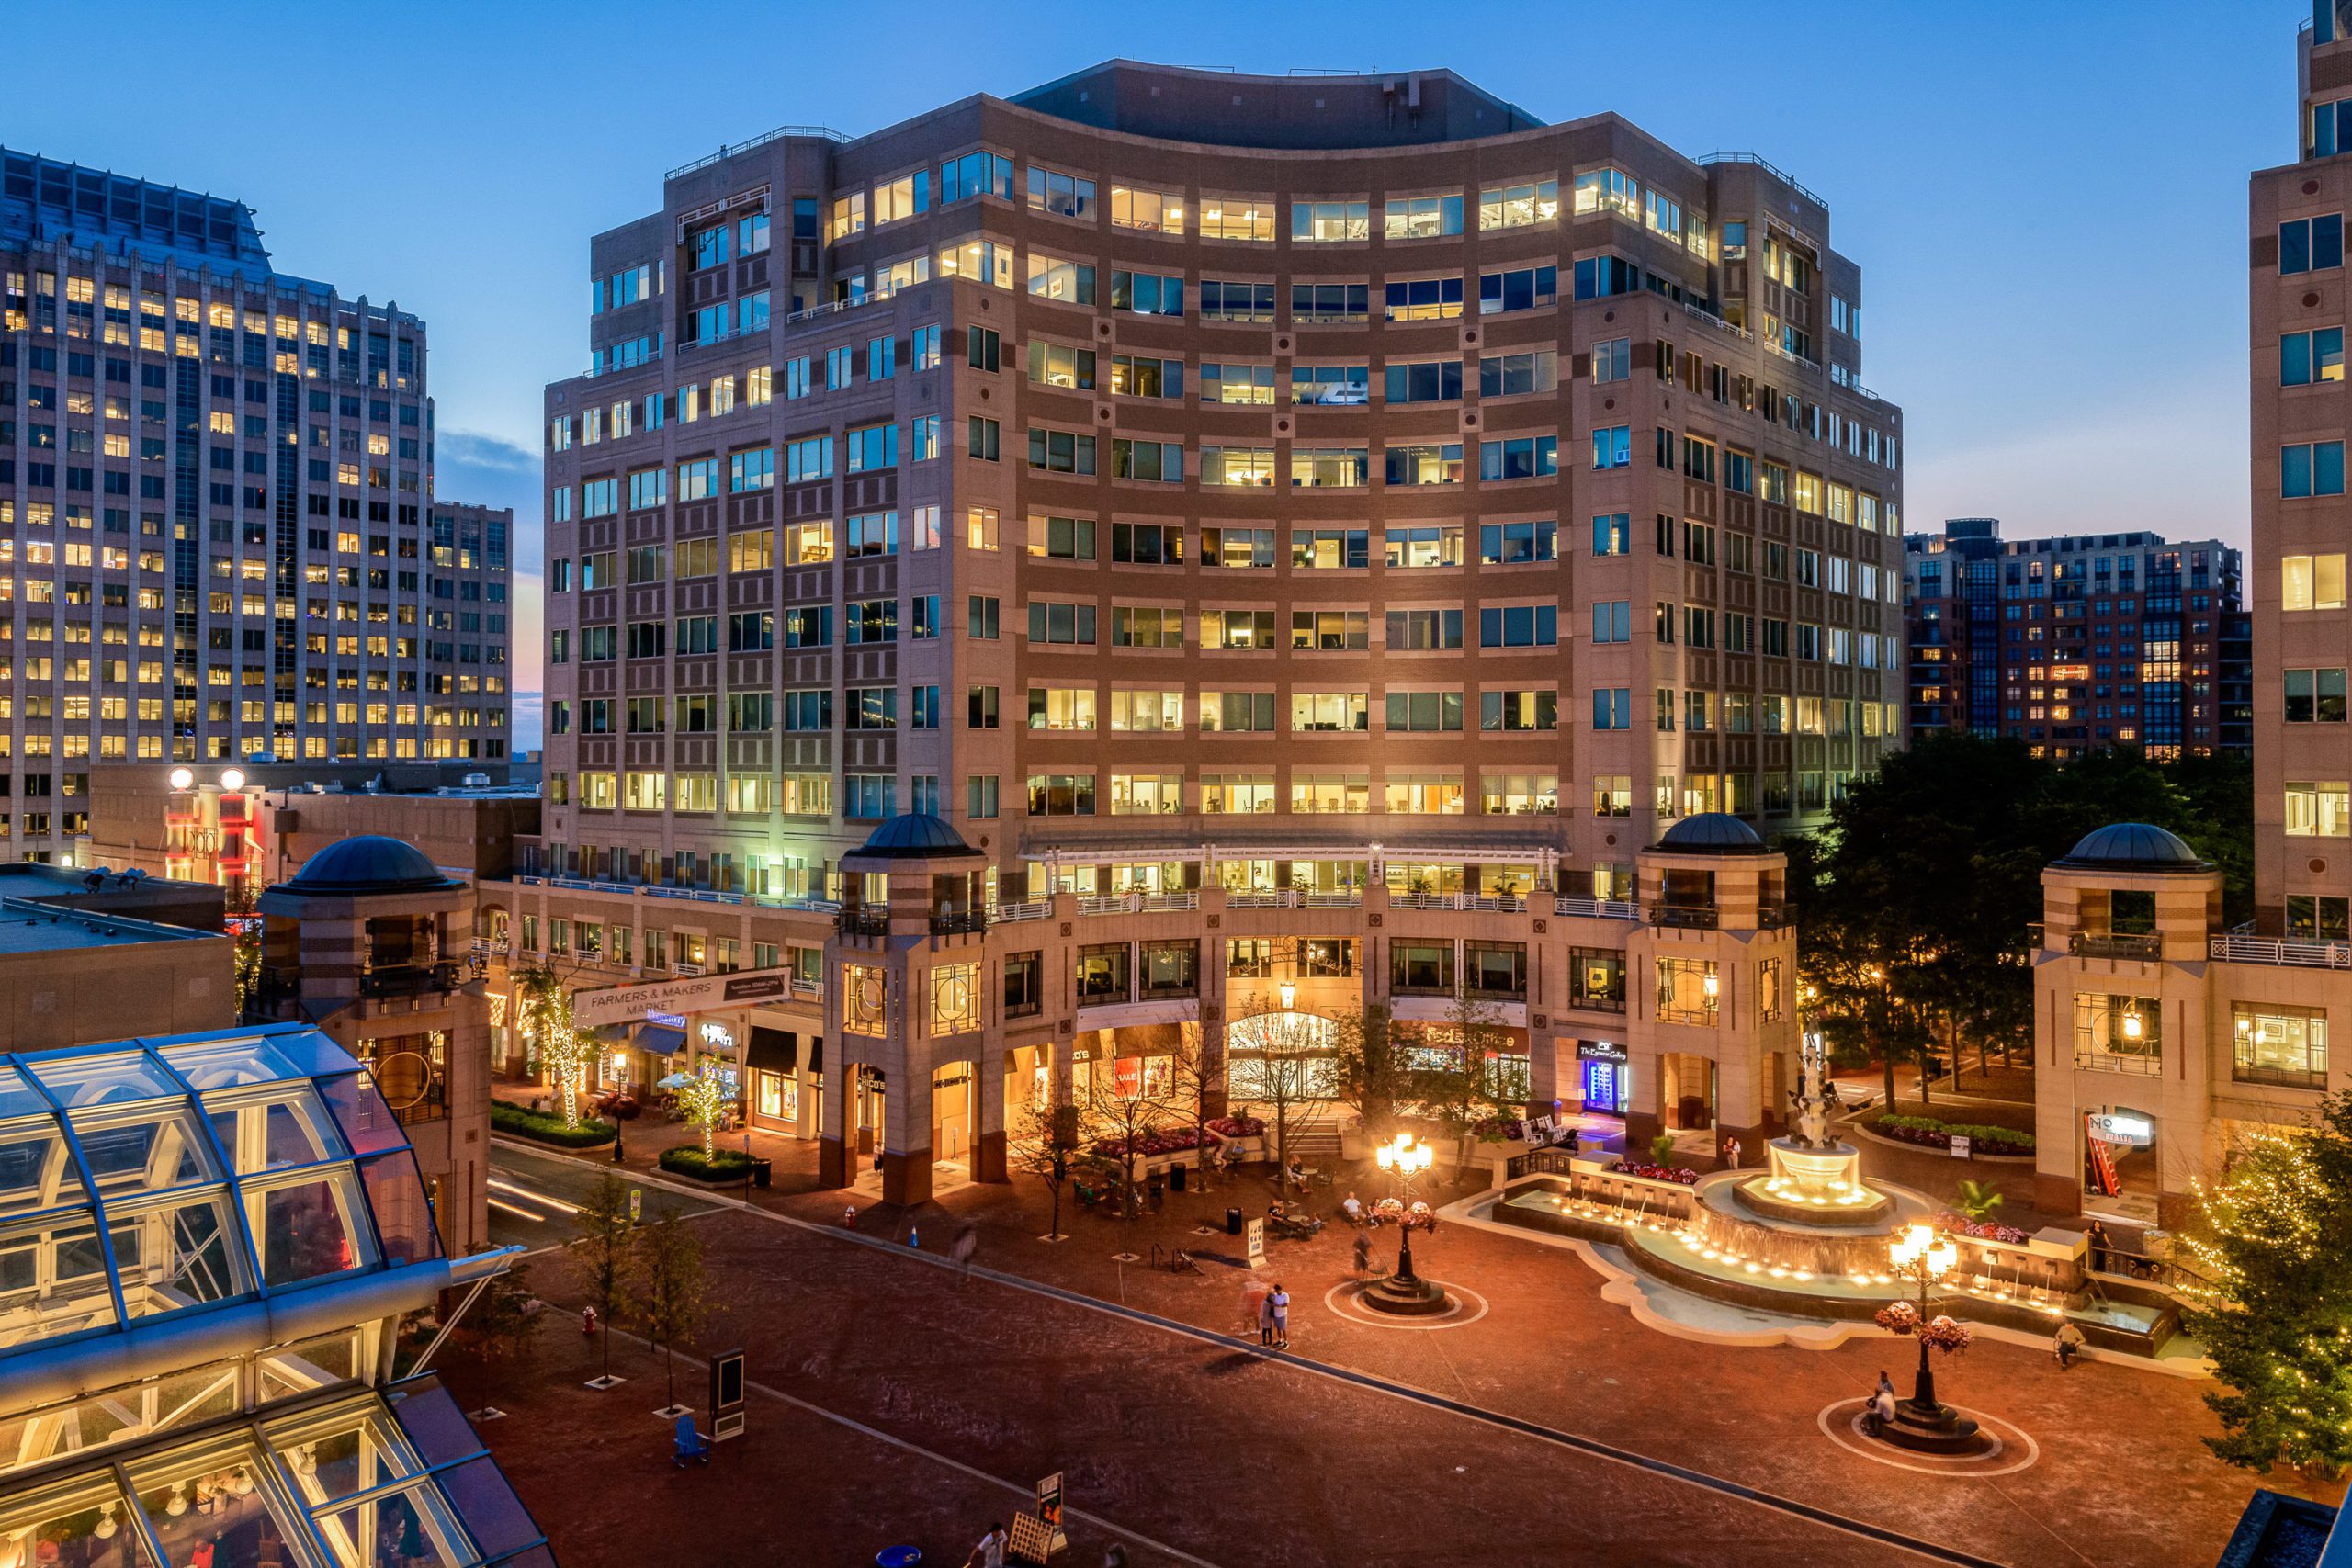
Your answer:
1655;958;1720;1025
1570;949;1625;1011
1298;938;1355;977
756;1070;800;1122
2233;1004;2329;1088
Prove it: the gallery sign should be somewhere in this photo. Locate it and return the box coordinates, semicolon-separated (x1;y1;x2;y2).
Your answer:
573;966;796;1028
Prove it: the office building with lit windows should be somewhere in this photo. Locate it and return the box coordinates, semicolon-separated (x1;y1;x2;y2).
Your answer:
507;61;1905;1202
0;147;514;864
1900;517;2244;759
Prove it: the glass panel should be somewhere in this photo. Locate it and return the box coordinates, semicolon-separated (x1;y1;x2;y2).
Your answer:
385;1379;484;1469
206;1088;349;1176
266;1402;422;1504
0;1472;154;1568
316;1075;409;1158
28;1053;183;1111
250;1171;370;1287
357;1153;441;1267
435;1458;542;1559
258;1327;367;1404
0;1066;54;1122
106;1189;252;1319
0;1361;239;1481
157;1037;300;1092
128;1437;298;1568
320;1486;471;1568
0;1208;118;1349
0;1118;86;1220
70;1104;223;1201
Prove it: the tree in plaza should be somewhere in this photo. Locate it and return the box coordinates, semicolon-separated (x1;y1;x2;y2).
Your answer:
1408;990;1521;1168
1163;1019;1226;1189
567;1172;634;1386
1079;1047;1177;1217
2181;1092;2352;1476
513;963;593;1129
1226;991;1332;1168
466;1262;539;1363
1013;1095;1088;1240
625;1213;710;1416
678;1057;729;1161
1329;998;1414;1143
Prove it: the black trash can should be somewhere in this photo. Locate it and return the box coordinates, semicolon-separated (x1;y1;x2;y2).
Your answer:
1227;1205;1244;1236
752;1157;772;1190
1170;1161;1188;1193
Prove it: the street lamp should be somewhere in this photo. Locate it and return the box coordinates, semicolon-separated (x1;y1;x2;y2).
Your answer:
1375;1132;1436;1286
1277;979;1296;1010
1889;1222;1960;1414
220;768;245;792
168;767;194;792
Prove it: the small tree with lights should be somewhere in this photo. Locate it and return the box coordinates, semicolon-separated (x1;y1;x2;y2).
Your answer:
2182;1090;2352;1476
679;1057;729;1162
514;963;593;1129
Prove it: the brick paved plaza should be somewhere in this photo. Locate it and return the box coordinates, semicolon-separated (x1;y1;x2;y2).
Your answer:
436;1138;2344;1567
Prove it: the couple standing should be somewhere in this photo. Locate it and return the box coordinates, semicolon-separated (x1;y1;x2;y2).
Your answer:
1256;1281;1291;1348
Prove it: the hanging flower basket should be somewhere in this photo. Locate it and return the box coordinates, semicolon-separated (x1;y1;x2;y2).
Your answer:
1874;1299;1921;1335
1917;1315;1973;1354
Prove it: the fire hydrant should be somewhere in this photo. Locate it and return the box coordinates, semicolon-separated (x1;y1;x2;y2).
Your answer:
842;1204;858;1229
581;1305;597;1338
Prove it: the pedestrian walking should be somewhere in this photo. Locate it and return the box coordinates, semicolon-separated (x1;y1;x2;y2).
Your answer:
951;1224;978;1281
1351;1234;1371;1275
2053;1319;2086;1371
1723;1136;1742;1171
1270;1282;1291;1348
966;1522;1009;1568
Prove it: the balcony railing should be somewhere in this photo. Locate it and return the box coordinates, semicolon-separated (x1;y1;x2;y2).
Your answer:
834;907;891;939
1756;904;1795;931
358;961;469;999
2232;1062;2331;1091
2211;934;2352;970
1648;904;1720;930
930;908;989;937
1555;897;1641;920
1076;891;1200;917
993;900;1053;923
1396;892;1524;913
2071;932;2163;961
1569;992;1627;1013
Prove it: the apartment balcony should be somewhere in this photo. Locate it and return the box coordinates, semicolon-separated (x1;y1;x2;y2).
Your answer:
992;900;1054;924
1395;891;1523;913
930;908;989;937
358;960;470;999
1077;891;1200;917
1227;889;1363;910
834;907;891;940
2211;934;2352;970
1756;904;1795;931
1555;896;1641;921
2071;932;2164;961
1648;904;1720;931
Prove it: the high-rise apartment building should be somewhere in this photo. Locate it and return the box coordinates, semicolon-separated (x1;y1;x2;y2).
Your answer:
540;61;1905;909
1901;517;2243;758
0;148;514;864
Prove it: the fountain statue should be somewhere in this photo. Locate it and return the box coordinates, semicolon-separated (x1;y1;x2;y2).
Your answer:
1784;1028;1840;1150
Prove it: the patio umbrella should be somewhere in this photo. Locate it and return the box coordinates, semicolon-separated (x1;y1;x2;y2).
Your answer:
654;1072;692;1089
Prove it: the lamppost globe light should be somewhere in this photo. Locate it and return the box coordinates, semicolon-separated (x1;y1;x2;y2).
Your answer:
168;767;194;791
220;768;246;792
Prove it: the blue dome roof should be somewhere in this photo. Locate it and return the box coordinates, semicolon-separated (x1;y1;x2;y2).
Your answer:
1655;813;1767;854
846;813;980;860
2059;822;2209;871
285;835;459;894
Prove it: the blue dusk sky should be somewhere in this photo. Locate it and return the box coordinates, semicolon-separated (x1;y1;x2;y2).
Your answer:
6;0;2298;749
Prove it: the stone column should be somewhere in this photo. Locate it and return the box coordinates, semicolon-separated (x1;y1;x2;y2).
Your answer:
974;1040;1008;1182
882;1056;934;1207
817;1049;850;1190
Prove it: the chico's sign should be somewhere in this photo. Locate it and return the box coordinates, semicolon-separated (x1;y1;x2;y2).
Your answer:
572;966;795;1028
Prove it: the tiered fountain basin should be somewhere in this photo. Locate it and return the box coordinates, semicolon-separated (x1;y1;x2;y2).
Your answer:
1729;1139;1895;1227
1489;1152;2166;1348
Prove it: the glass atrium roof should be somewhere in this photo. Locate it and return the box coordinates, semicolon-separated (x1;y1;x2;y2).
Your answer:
0;1373;550;1568
0;1026;442;1359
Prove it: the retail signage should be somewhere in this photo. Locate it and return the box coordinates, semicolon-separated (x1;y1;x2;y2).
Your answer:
1246;1219;1265;1267
2087;1112;2154;1145
710;1349;747;1441
700;1022;736;1050
574;965;800;1028
1577;1041;1628;1063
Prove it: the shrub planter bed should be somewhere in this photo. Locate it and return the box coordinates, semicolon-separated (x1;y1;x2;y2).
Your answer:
491;1103;616;1149
658;1146;755;1182
1869;1113;2035;1157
